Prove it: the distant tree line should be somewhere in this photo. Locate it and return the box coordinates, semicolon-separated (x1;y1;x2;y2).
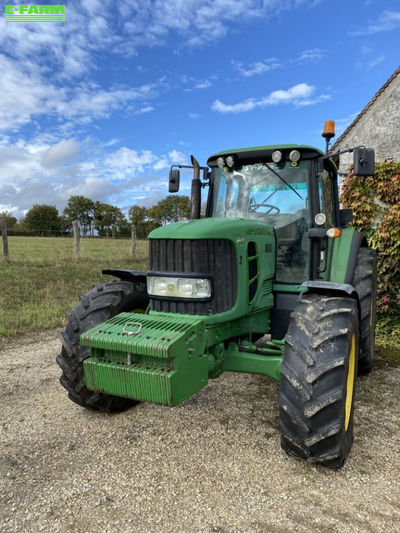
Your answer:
0;195;190;238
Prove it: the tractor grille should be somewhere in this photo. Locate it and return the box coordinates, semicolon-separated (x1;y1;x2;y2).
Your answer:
149;239;237;315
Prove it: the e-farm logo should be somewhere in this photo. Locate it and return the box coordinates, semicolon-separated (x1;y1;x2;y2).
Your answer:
5;5;65;22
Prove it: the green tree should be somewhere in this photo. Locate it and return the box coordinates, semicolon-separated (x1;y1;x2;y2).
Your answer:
148;195;190;226
24;204;60;236
94;202;126;238
58;214;73;235
11;219;27;234
0;211;17;229
64;195;95;236
129;205;151;239
115;218;131;237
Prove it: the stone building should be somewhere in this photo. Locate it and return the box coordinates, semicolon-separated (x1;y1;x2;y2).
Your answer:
331;66;400;174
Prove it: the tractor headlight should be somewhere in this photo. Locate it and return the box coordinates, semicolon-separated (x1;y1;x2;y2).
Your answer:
147;276;212;299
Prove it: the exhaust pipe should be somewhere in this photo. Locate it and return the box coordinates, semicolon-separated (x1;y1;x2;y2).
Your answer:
190;155;201;219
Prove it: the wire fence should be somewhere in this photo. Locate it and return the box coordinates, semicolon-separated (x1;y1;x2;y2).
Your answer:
1;220;139;261
4;218;154;239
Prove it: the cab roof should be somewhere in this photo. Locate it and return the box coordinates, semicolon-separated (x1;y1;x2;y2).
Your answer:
207;144;336;172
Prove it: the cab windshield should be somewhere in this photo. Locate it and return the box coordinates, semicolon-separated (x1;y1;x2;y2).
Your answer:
211;161;310;282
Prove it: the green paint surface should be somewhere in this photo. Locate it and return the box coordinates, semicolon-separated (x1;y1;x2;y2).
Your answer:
149;216;274;241
223;346;282;381
273;284;306;293
329;228;356;283
81;308;285;403
82;312;208;406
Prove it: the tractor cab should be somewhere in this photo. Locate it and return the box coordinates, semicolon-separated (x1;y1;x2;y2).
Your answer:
206;145;331;285
200;145;339;338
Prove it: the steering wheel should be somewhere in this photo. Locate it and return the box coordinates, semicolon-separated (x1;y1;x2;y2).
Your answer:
249;199;280;214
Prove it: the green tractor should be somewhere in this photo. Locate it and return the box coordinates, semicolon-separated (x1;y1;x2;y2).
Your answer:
57;122;377;469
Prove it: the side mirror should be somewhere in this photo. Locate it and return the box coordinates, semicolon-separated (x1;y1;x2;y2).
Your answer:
169;169;180;193
353;147;375;177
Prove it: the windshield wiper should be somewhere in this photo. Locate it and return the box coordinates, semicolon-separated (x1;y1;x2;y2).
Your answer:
252;162;303;200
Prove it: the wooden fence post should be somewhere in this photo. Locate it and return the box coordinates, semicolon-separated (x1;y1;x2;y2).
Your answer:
131;225;136;257
73;220;80;259
1;218;9;262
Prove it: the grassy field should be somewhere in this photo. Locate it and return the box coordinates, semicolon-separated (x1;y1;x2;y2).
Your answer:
0;236;149;338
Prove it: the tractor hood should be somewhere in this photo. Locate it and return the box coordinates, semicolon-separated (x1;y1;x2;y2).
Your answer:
149;217;275;242
148;216;276;325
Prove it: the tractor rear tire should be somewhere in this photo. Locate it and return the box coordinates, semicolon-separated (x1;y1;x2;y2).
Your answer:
352;248;377;375
278;293;359;469
57;279;149;411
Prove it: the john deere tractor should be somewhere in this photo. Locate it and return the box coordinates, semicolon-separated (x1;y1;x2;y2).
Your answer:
57;122;377;469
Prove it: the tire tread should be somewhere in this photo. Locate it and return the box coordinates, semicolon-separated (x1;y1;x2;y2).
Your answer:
278;293;358;469
57;279;149;412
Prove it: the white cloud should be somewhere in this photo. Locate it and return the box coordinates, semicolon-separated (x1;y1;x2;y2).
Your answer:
294;94;331;107
335;112;361;136
168;150;186;164
42;140;80;168
105;148;157;177
188;113;202;120
351;10;400;35
0;0;319;77
58;83;158;122
102;138;120;148
184;78;213;92
296;48;326;63
0;53;161;132
132;0;266;48
232;50;325;78
153;159;169;171
232;59;282;77
0;136;190;217
193;80;212;89
356;54;386;71
0;1;324;135
0;4;97;78
130;189;165;208
134;106;155;114
65;177;116;199
0;138;83;215
0;55;64;131
152;149;187;171
211;83;327;113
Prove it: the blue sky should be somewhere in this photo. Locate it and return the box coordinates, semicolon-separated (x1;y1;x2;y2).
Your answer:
0;0;399;218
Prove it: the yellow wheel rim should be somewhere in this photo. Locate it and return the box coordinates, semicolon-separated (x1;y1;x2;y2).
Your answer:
345;334;356;431
131;308;145;314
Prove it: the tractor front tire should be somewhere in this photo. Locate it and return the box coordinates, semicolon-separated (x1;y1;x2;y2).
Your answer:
278;293;358;469
57;280;149;411
353;248;377;375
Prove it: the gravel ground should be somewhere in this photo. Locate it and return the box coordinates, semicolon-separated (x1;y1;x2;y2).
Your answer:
0;331;399;533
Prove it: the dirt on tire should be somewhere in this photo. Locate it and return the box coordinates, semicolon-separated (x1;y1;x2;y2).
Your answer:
1;331;399;533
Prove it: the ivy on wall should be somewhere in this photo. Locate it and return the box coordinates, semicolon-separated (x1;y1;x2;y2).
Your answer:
341;160;400;316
